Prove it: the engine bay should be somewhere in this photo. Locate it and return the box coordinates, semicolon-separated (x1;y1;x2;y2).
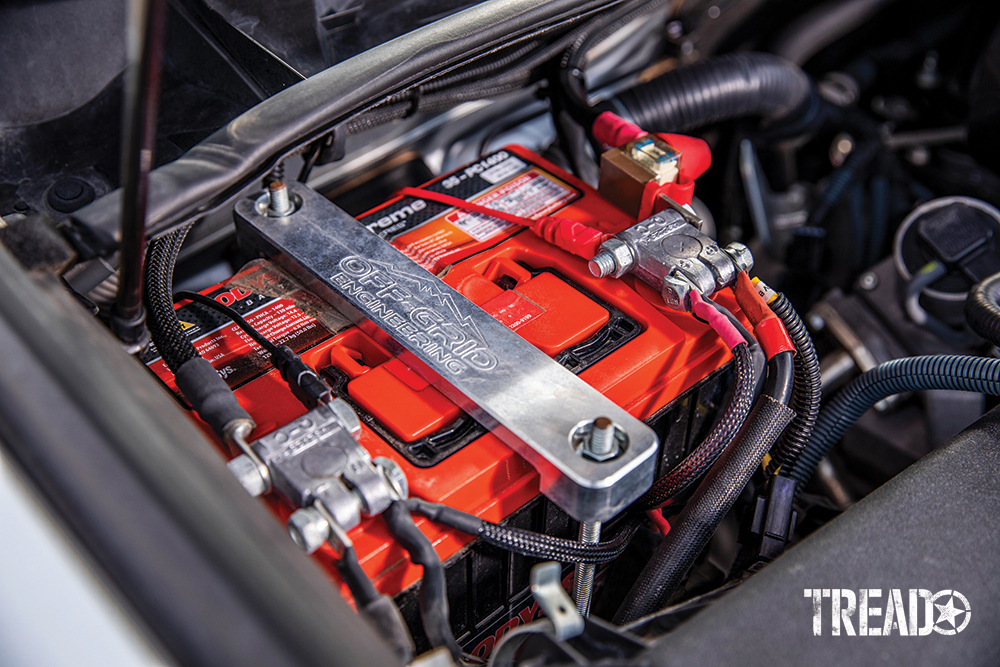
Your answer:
1;0;999;665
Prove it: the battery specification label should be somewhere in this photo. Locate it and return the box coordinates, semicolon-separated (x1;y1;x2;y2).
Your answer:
358;150;581;273
142;260;349;398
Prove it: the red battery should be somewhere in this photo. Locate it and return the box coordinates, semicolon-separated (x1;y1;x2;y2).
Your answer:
148;145;744;656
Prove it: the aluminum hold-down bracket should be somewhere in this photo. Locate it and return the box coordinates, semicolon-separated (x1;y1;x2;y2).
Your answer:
235;183;658;522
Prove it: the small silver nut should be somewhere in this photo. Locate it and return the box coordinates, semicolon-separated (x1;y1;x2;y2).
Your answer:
723;242;754;274
661;274;693;311
226;454;267;497
374;457;408;500
254;181;298;218
571;418;626;462
858;272;879;291
595;238;635;279
327;398;362;440
287;506;330;554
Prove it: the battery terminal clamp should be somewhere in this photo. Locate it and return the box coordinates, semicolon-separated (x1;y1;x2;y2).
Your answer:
588;209;754;311
228;400;408;554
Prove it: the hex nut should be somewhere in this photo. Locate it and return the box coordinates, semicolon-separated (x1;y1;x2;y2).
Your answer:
328;398;362;439
598;238;636;279
287;506;330;554
571;418;627;462
226;454;267;497
723;242;754;273
374;457;408;500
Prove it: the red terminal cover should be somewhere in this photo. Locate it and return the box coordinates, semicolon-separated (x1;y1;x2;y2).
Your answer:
592;110;712;219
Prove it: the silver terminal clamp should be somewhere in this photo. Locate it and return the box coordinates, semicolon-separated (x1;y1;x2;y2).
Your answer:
228;400;408;552
589;209;753;311
235;183;659;523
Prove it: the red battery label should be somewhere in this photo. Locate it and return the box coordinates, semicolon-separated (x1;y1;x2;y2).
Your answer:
142;260;348;397
358;150;581;273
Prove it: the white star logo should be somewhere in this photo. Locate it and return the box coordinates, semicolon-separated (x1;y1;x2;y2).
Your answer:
931;590;971;635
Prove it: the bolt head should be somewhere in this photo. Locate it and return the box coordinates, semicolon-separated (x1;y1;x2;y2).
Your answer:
374;457;408;500
661;274;693;311
226;454;267;497
287;507;330;554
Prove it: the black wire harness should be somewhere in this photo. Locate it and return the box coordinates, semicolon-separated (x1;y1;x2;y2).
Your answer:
383;501;463;662
635;343;757;509
145;228;198;373
965;271;1000;347
335;545;415;664
406;498;641;564
145;229;253;438
765;291;821;475
614;351;796;624
788;354;1000;486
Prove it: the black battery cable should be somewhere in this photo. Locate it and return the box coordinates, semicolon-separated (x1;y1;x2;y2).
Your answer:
145;228;253;439
383;500;464;662
406;497;642;564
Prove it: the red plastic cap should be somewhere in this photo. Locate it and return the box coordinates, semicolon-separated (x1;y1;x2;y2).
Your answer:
657;133;712;181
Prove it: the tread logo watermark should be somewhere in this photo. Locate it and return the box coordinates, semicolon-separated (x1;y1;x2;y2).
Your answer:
804;589;970;636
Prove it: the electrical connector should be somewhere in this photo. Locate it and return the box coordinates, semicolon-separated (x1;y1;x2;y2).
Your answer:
743;474;798;569
272;345;334;409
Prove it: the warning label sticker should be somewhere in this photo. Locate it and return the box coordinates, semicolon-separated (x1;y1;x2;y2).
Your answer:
142;260;350;398
358;150;581;273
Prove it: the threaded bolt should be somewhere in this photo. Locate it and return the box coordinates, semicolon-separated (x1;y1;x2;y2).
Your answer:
572;520;602;616
589;251;617;278
268;181;291;215
588;417;616;458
